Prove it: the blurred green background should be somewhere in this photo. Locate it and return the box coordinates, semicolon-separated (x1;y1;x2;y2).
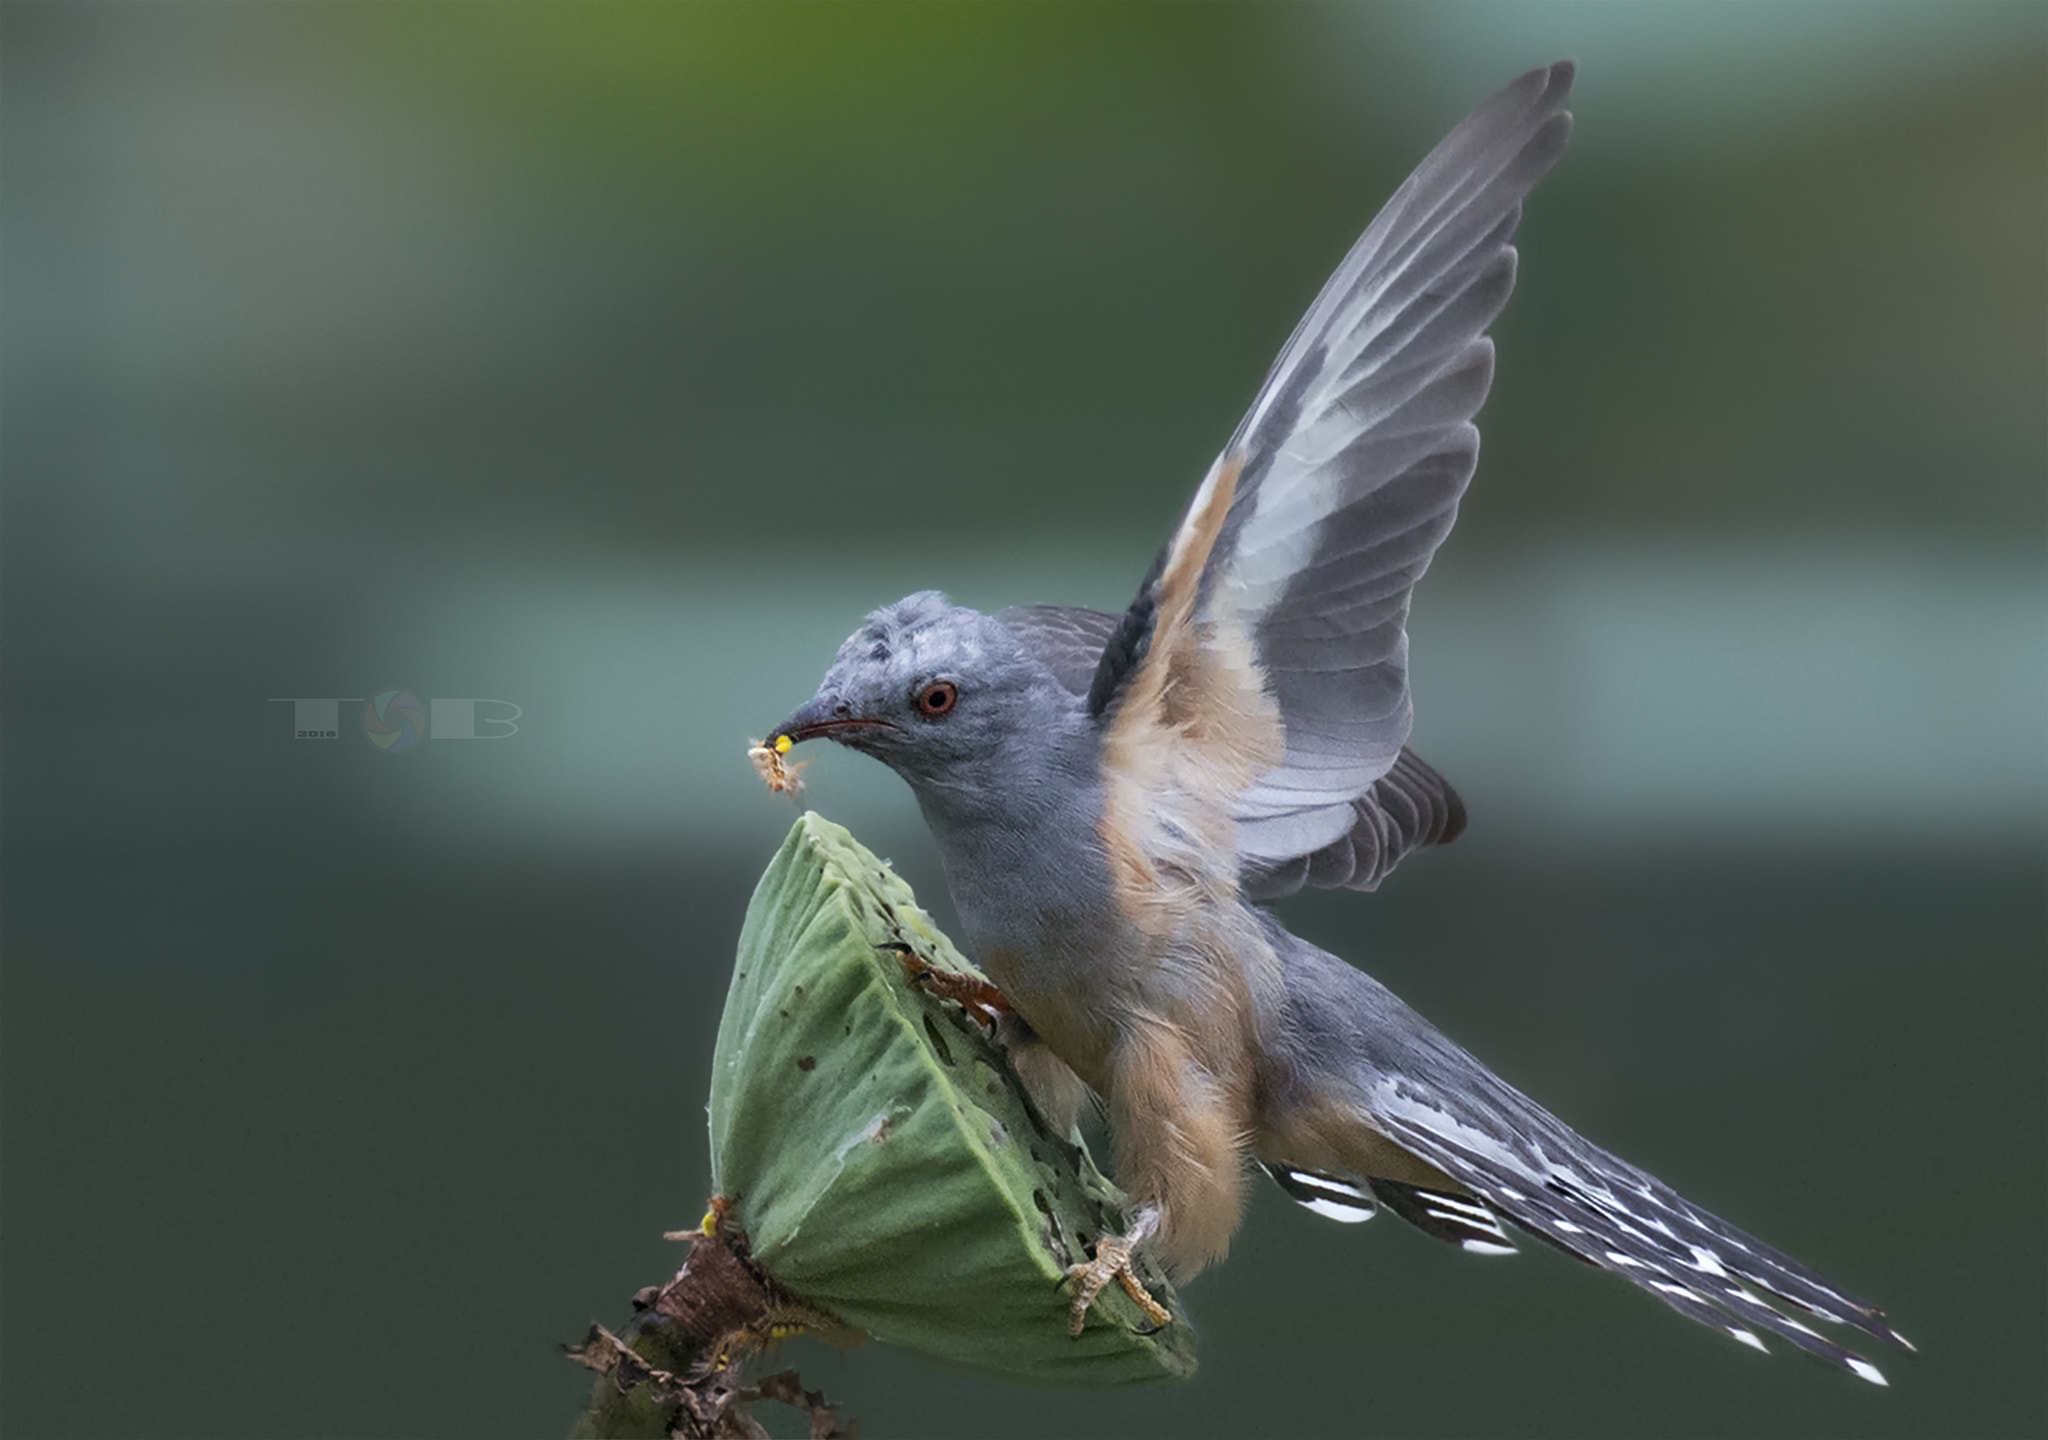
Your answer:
3;2;2043;1436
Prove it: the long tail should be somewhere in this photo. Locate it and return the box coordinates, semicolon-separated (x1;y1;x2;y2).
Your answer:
1265;922;1912;1385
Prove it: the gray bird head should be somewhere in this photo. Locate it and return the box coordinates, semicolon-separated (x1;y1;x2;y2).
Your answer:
769;591;1071;797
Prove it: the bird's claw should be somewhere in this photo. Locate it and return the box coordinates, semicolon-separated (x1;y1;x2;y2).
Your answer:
885;944;1013;1027
1064;1229;1172;1336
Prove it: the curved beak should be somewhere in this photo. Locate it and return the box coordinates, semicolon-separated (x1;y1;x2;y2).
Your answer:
768;693;897;748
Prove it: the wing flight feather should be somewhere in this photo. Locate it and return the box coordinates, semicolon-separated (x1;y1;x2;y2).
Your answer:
1088;61;1574;876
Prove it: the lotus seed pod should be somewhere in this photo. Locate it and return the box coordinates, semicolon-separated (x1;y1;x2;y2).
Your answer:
708;813;1197;1388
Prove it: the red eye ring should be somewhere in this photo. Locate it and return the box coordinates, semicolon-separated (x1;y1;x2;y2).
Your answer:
917;681;958;718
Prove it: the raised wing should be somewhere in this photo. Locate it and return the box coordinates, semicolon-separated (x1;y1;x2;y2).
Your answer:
999;605;1462;896
1090;62;1573;872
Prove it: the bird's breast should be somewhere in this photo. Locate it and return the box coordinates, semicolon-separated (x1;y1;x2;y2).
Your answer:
950;889;1132;1089
908;743;1139;1084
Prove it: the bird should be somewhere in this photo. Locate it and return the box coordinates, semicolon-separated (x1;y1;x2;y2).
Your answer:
760;61;1910;1385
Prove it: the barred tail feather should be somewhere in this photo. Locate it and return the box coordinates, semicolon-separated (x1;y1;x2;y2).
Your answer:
1368;1074;1912;1384
1268;925;1911;1385
1367;1176;1518;1255
1261;1162;1379;1223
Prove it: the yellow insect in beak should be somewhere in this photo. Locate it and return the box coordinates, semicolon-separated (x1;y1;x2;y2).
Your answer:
748;735;807;798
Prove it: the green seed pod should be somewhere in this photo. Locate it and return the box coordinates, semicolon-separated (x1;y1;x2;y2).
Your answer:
708;813;1197;1388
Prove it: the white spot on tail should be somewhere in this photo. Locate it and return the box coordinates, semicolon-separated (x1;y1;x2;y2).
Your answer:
1301;1196;1375;1224
1421;1192;1496;1223
1687;1245;1729;1278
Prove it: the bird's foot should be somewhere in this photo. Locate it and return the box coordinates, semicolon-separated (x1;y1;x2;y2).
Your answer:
885;944;1013;1027
1064;1207;1170;1335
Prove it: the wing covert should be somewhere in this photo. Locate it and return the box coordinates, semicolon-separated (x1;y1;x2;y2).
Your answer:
1241;748;1466;899
994;604;1121;697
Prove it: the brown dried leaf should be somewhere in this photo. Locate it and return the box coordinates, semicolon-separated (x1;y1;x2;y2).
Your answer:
747;1369;856;1440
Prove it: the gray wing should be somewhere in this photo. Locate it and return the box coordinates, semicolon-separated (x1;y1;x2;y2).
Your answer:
1000;605;1463;895
1241;747;1465;900
995;605;1121;697
1090;62;1573;872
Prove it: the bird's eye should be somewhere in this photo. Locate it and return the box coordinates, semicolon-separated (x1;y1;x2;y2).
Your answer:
916;681;958;718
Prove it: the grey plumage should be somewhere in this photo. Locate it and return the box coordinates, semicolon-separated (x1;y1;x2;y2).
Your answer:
766;61;1908;1386
1266;920;1910;1380
1000;603;1466;898
1243;747;1466;899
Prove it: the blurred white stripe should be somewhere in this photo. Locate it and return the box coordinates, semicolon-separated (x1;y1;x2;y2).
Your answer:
402;540;2045;852
1411;542;2046;843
